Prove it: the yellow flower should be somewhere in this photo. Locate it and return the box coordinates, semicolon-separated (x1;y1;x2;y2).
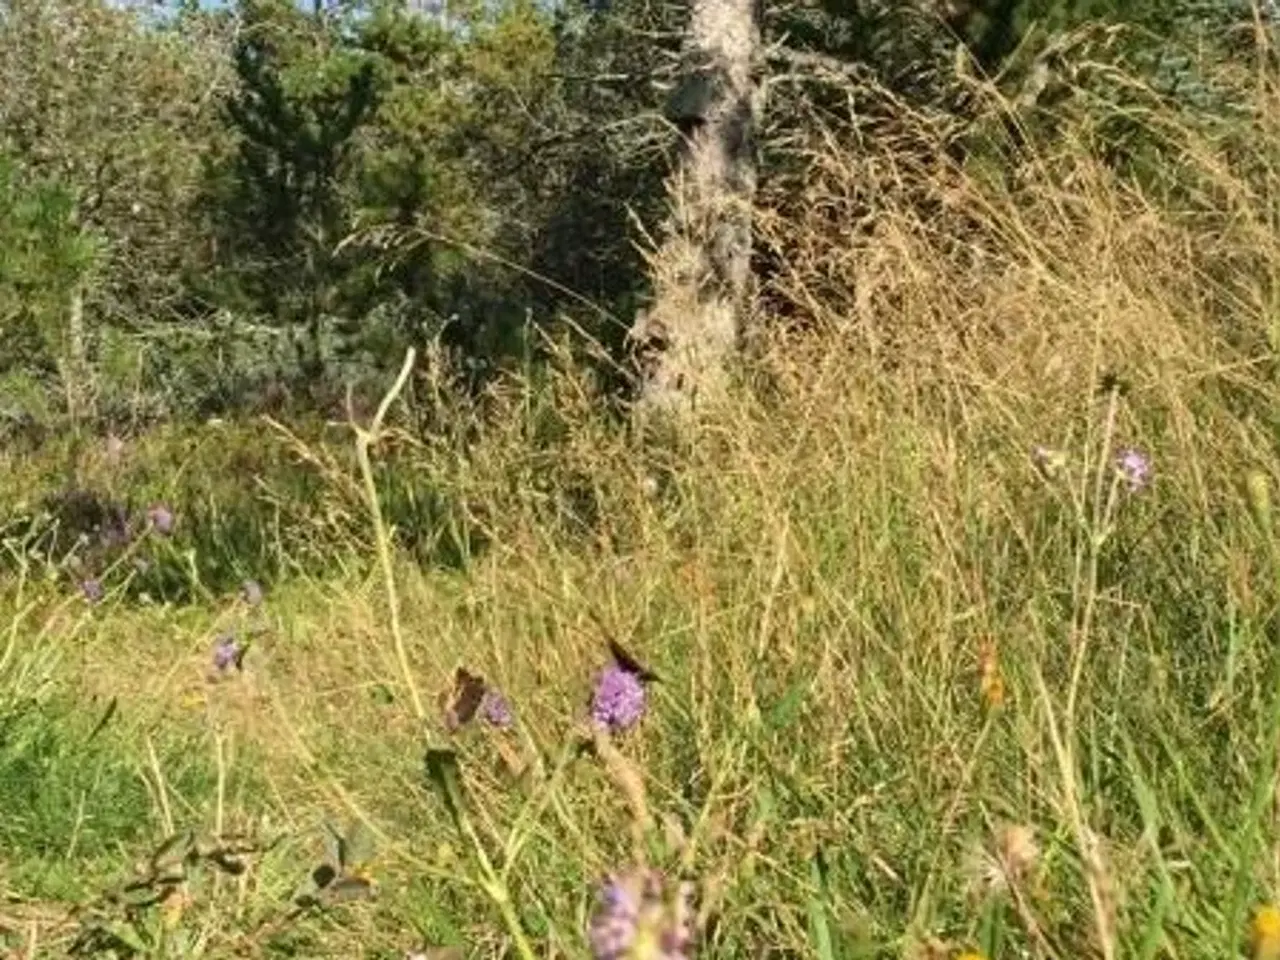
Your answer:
956;953;988;960
179;690;205;711
1252;904;1280;960
161;888;192;931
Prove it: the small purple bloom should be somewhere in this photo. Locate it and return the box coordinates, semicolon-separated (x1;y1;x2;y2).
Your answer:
147;504;175;536
590;879;640;959
80;578;104;604
481;688;514;729
588;868;693;959
1115;447;1151;492
591;665;647;733
241;579;264;606
212;633;244;672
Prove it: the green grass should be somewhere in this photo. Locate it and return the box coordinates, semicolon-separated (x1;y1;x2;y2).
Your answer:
5;49;1280;960
5;374;1279;958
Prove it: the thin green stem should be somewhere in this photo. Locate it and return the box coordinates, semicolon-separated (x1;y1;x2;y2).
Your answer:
1066;386;1120;732
455;797;538;960
502;740;578;883
354;348;425;722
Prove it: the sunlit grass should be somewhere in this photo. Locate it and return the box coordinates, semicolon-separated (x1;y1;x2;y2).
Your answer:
5;47;1280;960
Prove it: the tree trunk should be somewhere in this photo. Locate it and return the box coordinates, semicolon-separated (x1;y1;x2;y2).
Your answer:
628;0;762;416
61;287;91;428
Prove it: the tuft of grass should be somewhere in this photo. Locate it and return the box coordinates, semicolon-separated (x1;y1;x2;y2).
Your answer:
0;690;223;901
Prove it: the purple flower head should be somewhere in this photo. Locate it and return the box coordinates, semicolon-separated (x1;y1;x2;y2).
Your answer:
241;579;264;606
481;688;515;729
591;665;647;734
147;504;175;536
80;578;104;604
588;868;694;960
212;633;244;672
1115;447;1152;493
590;878;640;960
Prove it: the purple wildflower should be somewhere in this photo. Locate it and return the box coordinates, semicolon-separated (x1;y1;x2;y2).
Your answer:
80;578;104;604
591;665;647;733
241;579;264;606
147;504;175;536
480;688;514;729
212;633;244;672
1115;447;1151;493
588;868;694;960
590;879;639;960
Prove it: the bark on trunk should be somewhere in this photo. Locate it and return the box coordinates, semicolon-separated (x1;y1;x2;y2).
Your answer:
61;287;90;427
628;0;762;416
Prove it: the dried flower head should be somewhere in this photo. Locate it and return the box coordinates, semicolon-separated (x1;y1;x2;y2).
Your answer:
996;823;1040;882
147;504;175;536
588;867;694;959
965;823;1039;900
80;578;104;604
1115;447;1151;493
241;579;264;606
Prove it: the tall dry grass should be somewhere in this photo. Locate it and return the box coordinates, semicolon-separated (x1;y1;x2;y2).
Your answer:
6;39;1280;959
